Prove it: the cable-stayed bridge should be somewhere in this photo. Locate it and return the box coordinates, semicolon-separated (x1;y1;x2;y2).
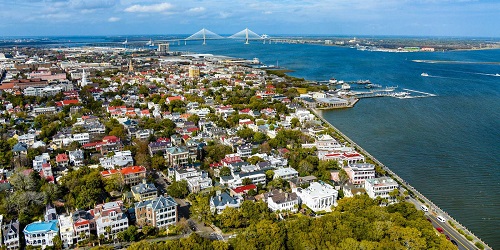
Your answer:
152;28;274;45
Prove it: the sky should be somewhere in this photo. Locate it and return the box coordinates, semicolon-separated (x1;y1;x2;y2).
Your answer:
1;0;499;37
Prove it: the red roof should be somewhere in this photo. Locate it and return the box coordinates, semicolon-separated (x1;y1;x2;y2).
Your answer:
74;219;90;227
182;135;191;140
210;162;223;168
120;166;146;175
186;127;199;132
56;154;69;162
100;169;119;177
102;135;120;143
232;184;257;194
240;108;251;113
166;96;184;102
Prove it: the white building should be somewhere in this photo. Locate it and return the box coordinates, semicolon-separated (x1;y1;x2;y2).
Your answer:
17;133;36;147
23;220;59;248
267;191;299;213
72;133;90;145
345;163;375;185
1;219;20;250
293;182;338;212
33;153;50;172
68;149;84;167
174;168;212;193
273;167;299;181
58;214;75;248
99;150;134;169
364;177;399;201
94;201;129;239
315;134;341;151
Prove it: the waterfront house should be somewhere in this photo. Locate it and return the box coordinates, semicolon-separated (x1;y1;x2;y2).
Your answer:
1;219;20;250
135;196;178;229
93;201;129;239
71;209;95;243
58;214;75;248
345;163;375;186
23;220;59;248
364;177;399;201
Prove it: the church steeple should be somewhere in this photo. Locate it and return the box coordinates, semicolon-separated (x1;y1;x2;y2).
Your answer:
80;68;87;87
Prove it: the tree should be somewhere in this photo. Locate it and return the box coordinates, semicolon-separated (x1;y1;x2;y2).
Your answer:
242;178;252;185
236;127;255;140
187;114;200;126
338;168;349;187
253;132;267;144
53;235;63;250
151;155;166;170
248;156;264;165
291;117;301;128
166;180;189;198
219;167;231;177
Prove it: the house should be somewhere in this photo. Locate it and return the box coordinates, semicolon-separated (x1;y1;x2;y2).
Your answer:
230;184;257;197
364;177;398;201
318;151;365;165
210;191;242;214
148;141;171;156
1;219;20;250
345;163;375;186
93;201;129;239
293;181;338;212
266;190;299;213
135;196;178;229
17;133;36;146
55;154;69;168
33;153;50;172
174;168;212;193
236;143;253;158
68;149;84;167
23;220;59;248
315;134;341;151
71;210;95;243
72;133;90;145
44;204;57;222
58;214;75;248
120;166;147;186
165;147;189;167
273;167;299;181
12;142;28;156
131;180;158;201
99;150;134;169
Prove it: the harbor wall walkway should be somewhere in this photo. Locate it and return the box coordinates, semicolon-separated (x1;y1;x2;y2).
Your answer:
310;108;491;250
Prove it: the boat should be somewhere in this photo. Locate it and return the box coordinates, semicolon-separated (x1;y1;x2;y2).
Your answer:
495;73;500;77
421;73;429;77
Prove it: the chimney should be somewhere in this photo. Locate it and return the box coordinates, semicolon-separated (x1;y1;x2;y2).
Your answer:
142;179;147;185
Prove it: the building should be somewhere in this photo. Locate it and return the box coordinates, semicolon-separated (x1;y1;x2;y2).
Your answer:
33;153;50;172
120;166;147;186
135;196;178;229
148;141;171;156
315;134;341;151
266;190;299;213
68;149;84;167
210;191;242;214
58;214;75;248
364;177;399;201
174;168;212;193
188;66;200;78
236;143;253;158
71;210;95;243
345;163;375;186
131;180;158;201
157;43;169;53
1;219;20;250
99;150;134;169
273;167;299;181
293;181;338;212
165;147;189;167
93;201;129;239
23;220;59;248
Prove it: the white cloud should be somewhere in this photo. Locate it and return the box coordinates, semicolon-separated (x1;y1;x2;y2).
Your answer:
125;2;173;13
108;17;120;22
218;11;232;19
188;7;205;13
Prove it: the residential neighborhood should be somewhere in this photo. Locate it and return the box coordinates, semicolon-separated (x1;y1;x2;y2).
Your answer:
0;45;456;250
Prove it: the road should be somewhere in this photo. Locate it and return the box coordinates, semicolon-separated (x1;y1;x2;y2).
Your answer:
407;197;477;250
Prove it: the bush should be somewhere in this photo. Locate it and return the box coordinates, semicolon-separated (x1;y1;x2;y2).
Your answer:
475;242;484;249
465;235;473;241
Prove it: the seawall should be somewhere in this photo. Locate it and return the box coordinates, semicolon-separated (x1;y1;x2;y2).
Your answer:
309;108;491;250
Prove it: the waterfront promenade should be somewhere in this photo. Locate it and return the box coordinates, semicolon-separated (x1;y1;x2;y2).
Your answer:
310;108;491;250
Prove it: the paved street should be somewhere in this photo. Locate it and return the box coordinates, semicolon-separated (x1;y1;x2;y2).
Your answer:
407;197;476;250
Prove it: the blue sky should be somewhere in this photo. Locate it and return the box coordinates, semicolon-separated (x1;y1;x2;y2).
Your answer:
1;0;499;37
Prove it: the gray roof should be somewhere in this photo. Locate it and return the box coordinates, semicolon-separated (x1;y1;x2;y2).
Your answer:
211;192;239;207
12;142;27;152
135;196;177;211
270;192;298;204
131;182;157;195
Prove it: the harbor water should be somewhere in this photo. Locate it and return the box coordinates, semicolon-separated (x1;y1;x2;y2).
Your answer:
177;40;500;247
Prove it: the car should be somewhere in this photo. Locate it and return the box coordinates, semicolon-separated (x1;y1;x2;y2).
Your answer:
426;218;432;223
436;227;444;233
420;205;429;212
437;215;446;223
450;239;458;246
445;235;450;240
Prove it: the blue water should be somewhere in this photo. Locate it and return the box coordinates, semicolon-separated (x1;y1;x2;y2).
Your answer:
3;38;499;247
176;40;500;247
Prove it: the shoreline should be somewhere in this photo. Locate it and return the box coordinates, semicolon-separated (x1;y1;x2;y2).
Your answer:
309;108;491;250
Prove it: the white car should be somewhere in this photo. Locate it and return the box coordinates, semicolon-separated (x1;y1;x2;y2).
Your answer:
437;216;446;223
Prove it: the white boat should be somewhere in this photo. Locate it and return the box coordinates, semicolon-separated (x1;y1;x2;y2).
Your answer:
421;72;429;77
495;73;500;77
122;38;128;45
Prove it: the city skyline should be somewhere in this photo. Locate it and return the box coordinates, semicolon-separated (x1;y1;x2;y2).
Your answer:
1;0;499;37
